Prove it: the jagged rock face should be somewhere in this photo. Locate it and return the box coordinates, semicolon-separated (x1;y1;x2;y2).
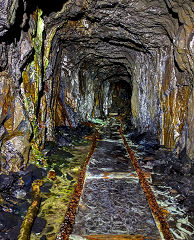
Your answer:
0;0;193;172
0;71;31;172
0;0;19;37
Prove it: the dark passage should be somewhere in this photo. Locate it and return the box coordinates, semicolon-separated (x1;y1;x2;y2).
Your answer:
110;80;132;116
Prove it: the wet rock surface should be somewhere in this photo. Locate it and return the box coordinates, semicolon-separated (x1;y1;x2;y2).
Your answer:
0;163;48;239
72;179;159;237
126;131;194;204
0;174;14;191
31;217;47;234
0;164;46;239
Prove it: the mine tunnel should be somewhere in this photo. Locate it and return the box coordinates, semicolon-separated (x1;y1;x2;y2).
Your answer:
0;1;193;240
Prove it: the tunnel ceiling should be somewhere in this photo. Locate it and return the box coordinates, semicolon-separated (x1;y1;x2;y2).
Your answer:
55;0;172;48
43;0;193;78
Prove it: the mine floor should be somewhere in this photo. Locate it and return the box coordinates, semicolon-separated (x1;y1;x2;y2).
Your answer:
69;120;161;240
1;118;193;240
66;119;193;240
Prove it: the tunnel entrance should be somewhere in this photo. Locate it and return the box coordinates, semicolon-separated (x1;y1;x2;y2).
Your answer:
90;78;132;121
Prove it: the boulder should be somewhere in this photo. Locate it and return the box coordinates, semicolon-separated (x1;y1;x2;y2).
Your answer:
0;173;14;191
1;135;30;172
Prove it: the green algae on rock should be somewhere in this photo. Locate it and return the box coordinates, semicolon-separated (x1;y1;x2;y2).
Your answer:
30;139;92;240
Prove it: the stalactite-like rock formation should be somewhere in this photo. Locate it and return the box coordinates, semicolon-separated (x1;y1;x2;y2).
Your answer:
0;0;193;172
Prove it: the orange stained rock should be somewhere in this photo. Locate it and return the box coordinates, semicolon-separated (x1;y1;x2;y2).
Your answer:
85;135;103;141
143;156;155;161
128;172;138;178
101;171;150;179
160;207;170;217
143;171;151;179
128;171;151;179
83;234;159;240
102;172;110;179
160;79;191;151
47;170;56;180
55;95;73;128
84;135;94;140
79;203;88;210
32;179;42;194
32;9;38;21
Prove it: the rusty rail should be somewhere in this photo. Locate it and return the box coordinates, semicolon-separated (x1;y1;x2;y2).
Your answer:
119;123;173;240
56;130;98;240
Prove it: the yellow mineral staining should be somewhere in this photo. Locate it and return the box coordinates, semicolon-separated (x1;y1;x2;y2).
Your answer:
43;26;60;71
157;46;192;152
0;72;13;134
54;0;90;19
60;18;92;39
175;24;194;74
160;84;191;151
131;85;139;118
21;9;47;164
47;170;56;181
0;194;4;205
13;96;25;131
187;89;194;159
4;117;13;134
65;89;77;110
18;177;25;186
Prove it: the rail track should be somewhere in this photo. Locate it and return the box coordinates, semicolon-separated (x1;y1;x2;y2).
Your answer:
57;119;173;240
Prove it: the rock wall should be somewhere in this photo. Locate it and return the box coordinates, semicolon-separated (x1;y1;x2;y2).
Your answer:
56;53;114;125
187;88;194;159
131;51;159;135
0;71;31;172
164;0;194;78
131;47;193;158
